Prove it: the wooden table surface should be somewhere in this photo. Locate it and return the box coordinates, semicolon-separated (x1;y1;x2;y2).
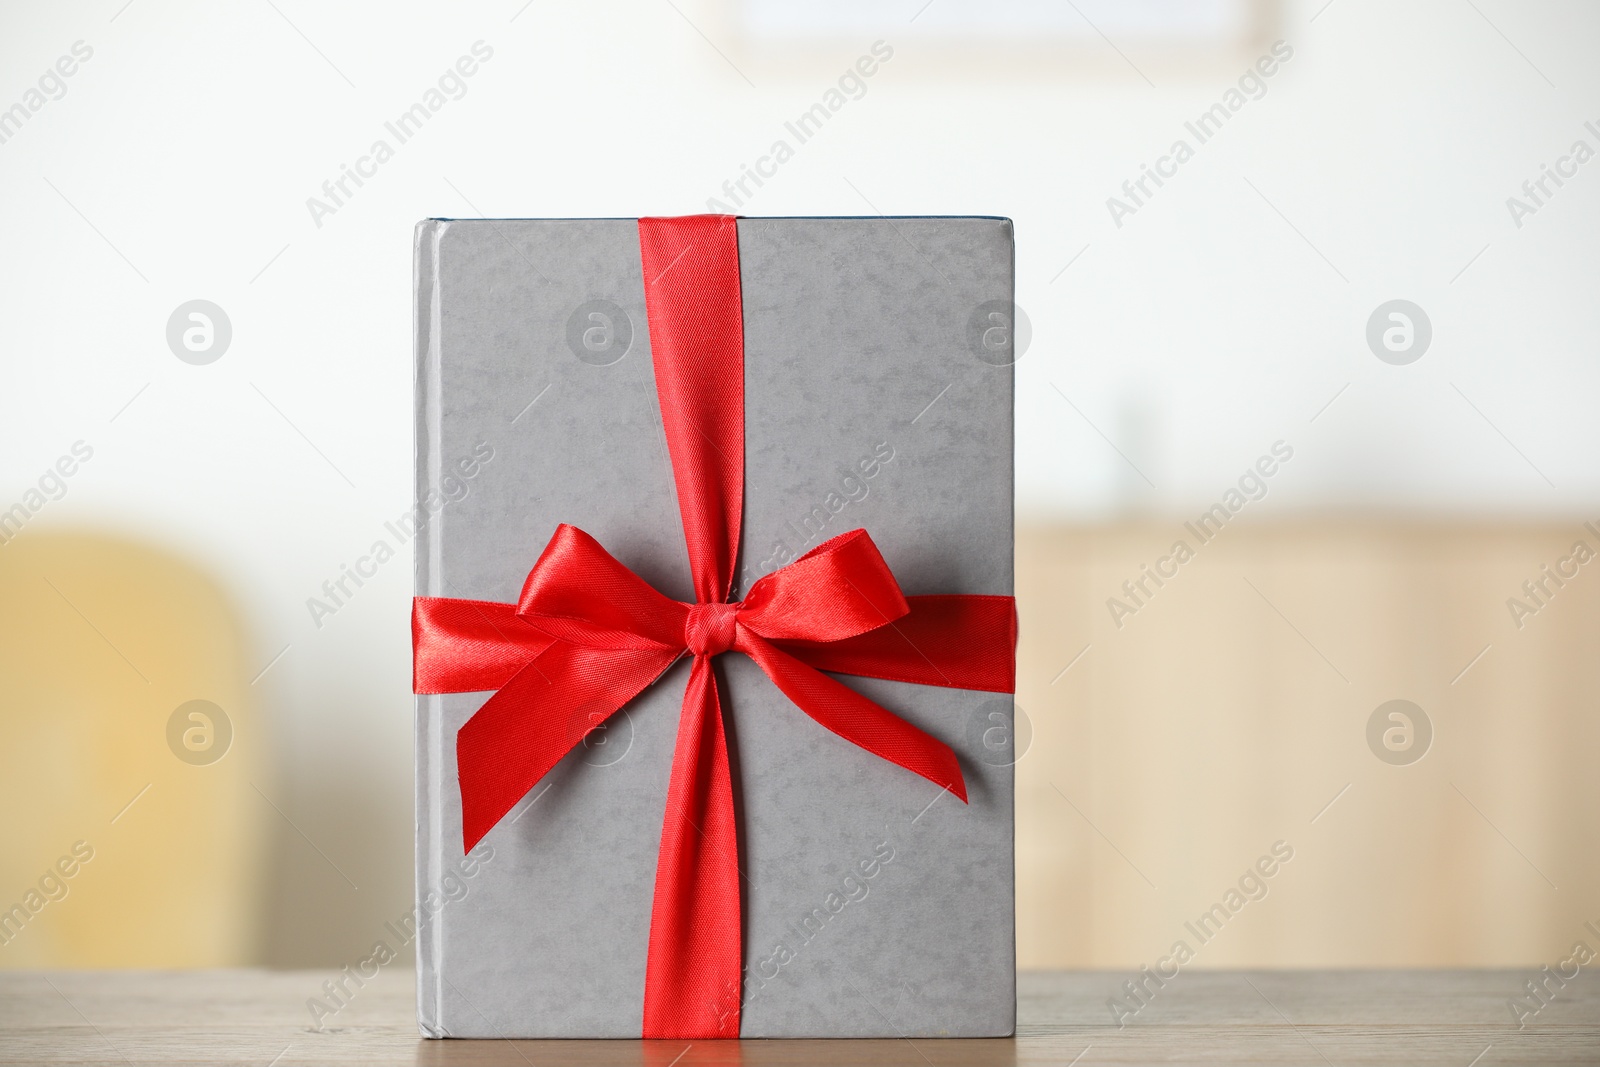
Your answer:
2;969;1596;1065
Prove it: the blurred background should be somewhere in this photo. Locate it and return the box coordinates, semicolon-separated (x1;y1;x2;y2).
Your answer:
1;0;1596;975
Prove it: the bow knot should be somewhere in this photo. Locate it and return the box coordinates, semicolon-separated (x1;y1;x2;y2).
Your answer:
415;521;995;854
685;601;738;657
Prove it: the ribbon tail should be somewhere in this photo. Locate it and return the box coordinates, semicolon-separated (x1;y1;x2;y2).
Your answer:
740;632;968;803
643;656;743;1039
456;641;677;852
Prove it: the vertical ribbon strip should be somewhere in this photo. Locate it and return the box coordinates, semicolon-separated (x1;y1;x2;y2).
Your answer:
637;215;746;1038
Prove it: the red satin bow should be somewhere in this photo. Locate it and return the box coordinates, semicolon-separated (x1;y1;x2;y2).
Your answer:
411;215;1017;1039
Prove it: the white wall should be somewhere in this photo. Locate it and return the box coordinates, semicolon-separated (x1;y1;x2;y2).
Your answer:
1;0;1595;962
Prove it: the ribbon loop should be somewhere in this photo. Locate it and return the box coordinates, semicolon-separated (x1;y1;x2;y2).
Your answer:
738;529;910;645
516;524;687;651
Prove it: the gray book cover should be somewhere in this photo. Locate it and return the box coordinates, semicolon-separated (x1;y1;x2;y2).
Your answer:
413;216;1016;1038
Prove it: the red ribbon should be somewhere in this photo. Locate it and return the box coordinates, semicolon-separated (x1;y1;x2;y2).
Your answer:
412;215;1017;1038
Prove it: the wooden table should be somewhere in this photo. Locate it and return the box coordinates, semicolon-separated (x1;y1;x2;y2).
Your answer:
2;969;1596;1065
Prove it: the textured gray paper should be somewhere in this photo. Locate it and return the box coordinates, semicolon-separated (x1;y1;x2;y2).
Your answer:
413;216;1015;1038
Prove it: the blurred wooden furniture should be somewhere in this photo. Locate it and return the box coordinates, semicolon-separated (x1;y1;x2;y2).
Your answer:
2;968;1595;1064
0;533;266;967
1016;521;1600;970
6;521;1595;975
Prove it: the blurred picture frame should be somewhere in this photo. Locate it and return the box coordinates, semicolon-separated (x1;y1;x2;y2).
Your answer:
720;0;1283;78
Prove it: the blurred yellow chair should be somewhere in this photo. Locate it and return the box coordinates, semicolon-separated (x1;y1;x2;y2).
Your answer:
0;530;267;967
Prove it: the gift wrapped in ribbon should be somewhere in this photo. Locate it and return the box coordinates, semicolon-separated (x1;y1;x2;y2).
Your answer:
412;215;1017;1038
